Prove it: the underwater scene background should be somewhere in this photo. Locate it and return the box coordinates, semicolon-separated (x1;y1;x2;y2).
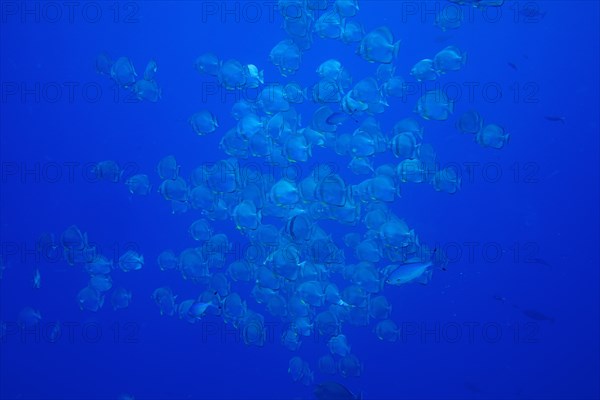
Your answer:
0;1;599;399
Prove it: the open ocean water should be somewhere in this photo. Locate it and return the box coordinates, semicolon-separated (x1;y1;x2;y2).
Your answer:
0;1;599;399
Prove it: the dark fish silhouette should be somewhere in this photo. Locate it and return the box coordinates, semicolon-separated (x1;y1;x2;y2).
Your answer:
521;309;555;323
493;294;507;303
520;6;547;20
507;62;518;71
464;381;486;394
545;116;566;124
526;257;553;270
315;382;361;400
513;304;555;323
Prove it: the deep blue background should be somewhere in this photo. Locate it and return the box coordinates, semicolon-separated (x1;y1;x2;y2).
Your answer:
1;1;599;399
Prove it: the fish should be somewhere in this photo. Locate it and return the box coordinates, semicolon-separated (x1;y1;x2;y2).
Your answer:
411;59;438;82
385;258;432;286
415;90;454;121
513;305;555;323
195;53;220;76
385;247;448;286
545;115;566;124
507;62;518;71
519;6;547;20
270;40;302;76
526;257;553;270
358;26;401;64
464;381;486;394
314;381;361;400
477;123;509;149
520;309;555;323
493;294;507;303
33;268;41;289
110;56;137;88
385;255;433;286
433;46;467;73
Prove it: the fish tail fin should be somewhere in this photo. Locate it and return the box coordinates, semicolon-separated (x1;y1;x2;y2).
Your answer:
393;40;401;59
302;87;309;101
416;269;432;285
504;133;510;146
430;247;448;271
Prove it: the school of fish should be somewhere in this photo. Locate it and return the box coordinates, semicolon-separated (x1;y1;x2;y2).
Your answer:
4;0;519;397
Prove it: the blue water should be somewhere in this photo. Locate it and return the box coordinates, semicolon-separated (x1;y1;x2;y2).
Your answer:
1;1;599;399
